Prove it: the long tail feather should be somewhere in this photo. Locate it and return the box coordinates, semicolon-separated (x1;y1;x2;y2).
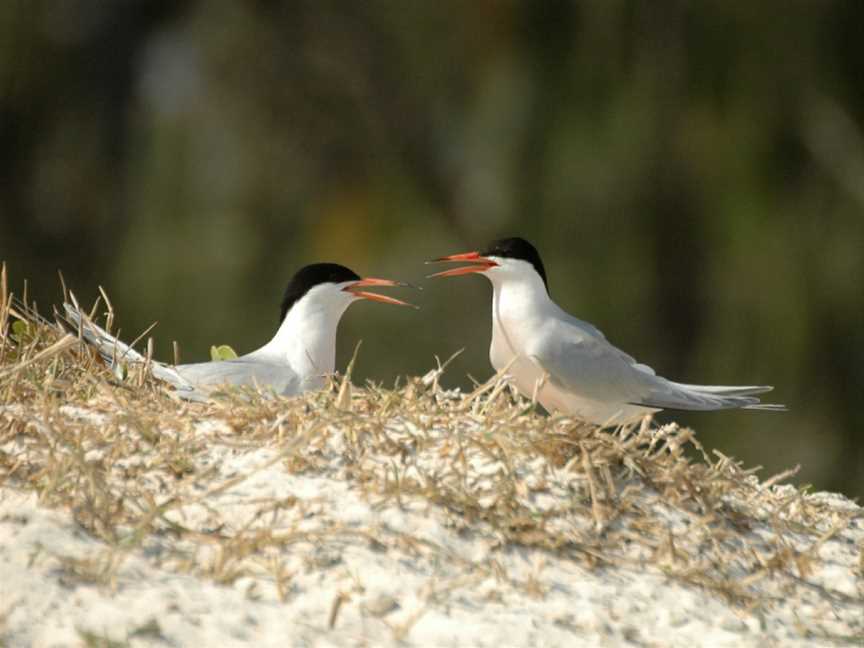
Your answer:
634;379;786;412
62;303;145;364
742;403;788;412
60;302;195;392
671;382;774;397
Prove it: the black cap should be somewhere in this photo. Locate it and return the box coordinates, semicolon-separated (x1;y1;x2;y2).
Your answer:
482;237;548;291
280;263;361;322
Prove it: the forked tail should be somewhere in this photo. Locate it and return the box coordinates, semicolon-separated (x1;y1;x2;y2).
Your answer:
635;380;787;412
61;302;193;392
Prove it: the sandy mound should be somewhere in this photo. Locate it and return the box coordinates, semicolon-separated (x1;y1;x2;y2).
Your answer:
1;280;862;646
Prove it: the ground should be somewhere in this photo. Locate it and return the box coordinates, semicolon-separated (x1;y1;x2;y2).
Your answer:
0;280;862;647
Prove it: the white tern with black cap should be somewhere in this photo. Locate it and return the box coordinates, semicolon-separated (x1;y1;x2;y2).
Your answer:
64;263;415;400
429;237;785;425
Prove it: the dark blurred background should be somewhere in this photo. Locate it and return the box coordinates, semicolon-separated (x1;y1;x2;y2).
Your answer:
1;2;862;497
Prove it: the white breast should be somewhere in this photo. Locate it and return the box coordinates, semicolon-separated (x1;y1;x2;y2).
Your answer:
489;285;550;401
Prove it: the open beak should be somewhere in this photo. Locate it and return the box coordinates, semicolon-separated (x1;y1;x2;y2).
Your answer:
343;278;418;308
426;251;498;278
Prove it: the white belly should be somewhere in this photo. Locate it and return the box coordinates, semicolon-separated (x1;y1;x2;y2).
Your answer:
537;379;654;425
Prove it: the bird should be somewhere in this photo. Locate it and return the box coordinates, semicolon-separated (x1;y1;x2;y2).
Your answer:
428;237;785;425
63;263;415;400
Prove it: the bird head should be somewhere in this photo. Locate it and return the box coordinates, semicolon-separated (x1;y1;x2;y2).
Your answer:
280;263;416;323
427;237;548;292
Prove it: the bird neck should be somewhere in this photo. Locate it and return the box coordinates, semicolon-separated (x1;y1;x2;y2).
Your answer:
488;273;552;359
490;272;551;324
257;297;350;377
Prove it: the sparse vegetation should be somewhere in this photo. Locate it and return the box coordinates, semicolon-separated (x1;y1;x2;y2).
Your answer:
1;265;862;645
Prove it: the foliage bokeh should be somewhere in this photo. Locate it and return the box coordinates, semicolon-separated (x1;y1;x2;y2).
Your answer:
1;2;862;496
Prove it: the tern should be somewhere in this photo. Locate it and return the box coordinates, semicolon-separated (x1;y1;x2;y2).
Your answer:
429;237;785;425
64;263;414;400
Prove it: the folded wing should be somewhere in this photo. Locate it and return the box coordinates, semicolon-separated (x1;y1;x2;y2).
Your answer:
529;317;785;413
175;358;302;396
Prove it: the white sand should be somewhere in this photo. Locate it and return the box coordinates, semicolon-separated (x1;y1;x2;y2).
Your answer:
1;403;862;647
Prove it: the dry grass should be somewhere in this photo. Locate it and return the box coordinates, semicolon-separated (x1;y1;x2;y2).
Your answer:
1;264;862;641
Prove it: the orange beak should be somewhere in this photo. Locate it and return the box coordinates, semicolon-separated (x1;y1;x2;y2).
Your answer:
343;278;418;308
426;251;498;278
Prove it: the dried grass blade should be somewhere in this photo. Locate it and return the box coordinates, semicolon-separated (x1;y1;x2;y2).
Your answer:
0;333;77;379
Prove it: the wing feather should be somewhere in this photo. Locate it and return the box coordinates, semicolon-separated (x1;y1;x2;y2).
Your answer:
529;315;785;412
528;319;655;404
176;357;302;395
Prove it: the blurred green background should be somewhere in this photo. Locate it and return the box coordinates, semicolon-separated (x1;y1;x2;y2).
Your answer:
1;2;862;497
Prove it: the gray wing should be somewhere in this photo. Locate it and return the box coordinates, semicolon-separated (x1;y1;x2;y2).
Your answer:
527;318;657;404
529;316;783;412
175;357;302;396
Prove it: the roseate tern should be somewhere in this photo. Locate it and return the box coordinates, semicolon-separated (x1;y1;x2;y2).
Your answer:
64;263;415;400
429;237;785;425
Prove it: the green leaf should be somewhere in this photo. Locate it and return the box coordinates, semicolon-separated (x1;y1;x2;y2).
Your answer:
210;344;238;361
11;319;28;340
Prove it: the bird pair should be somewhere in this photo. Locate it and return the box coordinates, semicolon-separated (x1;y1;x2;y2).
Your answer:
66;237;784;424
